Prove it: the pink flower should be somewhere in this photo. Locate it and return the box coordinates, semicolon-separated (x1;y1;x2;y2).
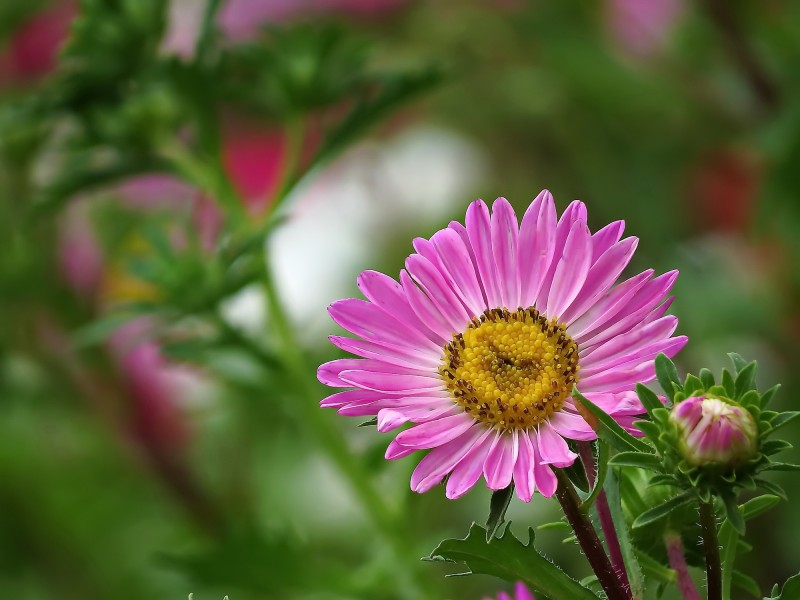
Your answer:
486;582;535;600
669;395;758;468
319;191;686;501
606;0;683;59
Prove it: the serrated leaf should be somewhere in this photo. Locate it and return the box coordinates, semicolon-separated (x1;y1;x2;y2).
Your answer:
655;353;681;397
632;491;694;529
486;484;514;542
606;467;644;597
734;362;758;399
427;523;599;600
608;451;662;471
573;390;652;454
579;441;609;512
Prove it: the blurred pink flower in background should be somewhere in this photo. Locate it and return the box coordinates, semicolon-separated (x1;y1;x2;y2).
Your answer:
59;204;105;299
221;123;286;213
485;582;535;600
0;0;74;82
606;0;683;58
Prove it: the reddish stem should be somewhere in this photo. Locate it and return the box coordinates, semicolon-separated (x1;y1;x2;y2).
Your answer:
665;532;702;600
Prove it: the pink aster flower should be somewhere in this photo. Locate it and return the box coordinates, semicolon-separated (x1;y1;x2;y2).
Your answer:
319;191;687;501
485;582;535;600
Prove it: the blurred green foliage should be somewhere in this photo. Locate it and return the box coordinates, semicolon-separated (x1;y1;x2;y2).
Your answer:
2;0;800;599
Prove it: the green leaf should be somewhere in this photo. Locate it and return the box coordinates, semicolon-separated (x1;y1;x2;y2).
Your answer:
564;455;590;493
579;441;609;512
635;383;664;418
740;494;780;520
733;571;761;597
632;491;694;529
573;390;652;454
734;361;758;399
357;418;378;427
762;462;800;472
608;451;662;471
719;515;739;600
606;468;644;597
427;523;599;600
762;439;793;455
655;353;681;397
754;479;787;501
635;550;676;583
683;374;704;396
764;573;800;599
486;484;514;542
722;494;745;535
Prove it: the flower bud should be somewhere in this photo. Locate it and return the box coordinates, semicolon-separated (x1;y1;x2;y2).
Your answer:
669;395;757;468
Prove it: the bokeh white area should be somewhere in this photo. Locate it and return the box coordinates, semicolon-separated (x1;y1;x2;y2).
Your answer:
223;125;487;342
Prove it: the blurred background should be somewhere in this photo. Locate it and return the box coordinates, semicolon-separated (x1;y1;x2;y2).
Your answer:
1;1;799;598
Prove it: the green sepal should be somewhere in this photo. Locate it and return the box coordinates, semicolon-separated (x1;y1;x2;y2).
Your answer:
754;478;787;501
766;411;800;435
573;390;652;454
486;484;514;542
632;490;694;529
655;353;681;397
760;384;781;409
608;451;662;471
426;523;600;600
728;353;750;374
721;369;736;397
635;383;664;417
357;417;378;427
683;373;705;396
762;439;793;455
698;368;716;389
760;462;800;472
633;420;661;442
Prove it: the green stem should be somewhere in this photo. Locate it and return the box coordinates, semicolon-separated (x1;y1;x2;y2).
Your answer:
260;261;431;598
554;470;630;600
264;116;305;221
699;500;722;600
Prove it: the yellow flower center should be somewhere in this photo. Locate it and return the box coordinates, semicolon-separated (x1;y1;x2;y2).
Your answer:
439;307;580;431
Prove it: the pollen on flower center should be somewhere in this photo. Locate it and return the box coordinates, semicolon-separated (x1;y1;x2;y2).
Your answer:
439;307;580;431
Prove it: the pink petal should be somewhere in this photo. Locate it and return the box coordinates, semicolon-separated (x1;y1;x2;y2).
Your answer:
410;425;486;493
591;220;625;262
515;582;536;600
446;428;495;499
328;298;441;354
385;439;418;460
357;270;440;344
518;190;557;308
579;335;688;379
579;315;678;367
329;335;440;370
339;369;444;394
400;270;454;343
465;200;502;307
394;412;476;449
320;388;383;409
560;237;639;324
431;228;487;314
535;200;588;309
318;358;416;387
491;197;521;309
376;403;458;432
406;254;471;332
549;411;597;441
545;218;592;319
512;430;537;502
532;440;558;498
484;431;518;490
537;422;579;467
568;269;653;333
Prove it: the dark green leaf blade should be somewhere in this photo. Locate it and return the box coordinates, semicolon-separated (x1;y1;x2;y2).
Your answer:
486;484;514;542
427;523;599;600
